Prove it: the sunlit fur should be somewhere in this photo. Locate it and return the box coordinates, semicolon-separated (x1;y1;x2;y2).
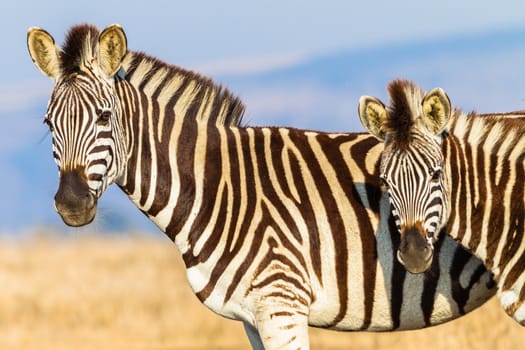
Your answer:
34;25;497;349
376;79;525;325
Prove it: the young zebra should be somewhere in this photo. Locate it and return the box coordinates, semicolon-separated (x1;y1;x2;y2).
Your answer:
358;79;525;325
27;24;496;349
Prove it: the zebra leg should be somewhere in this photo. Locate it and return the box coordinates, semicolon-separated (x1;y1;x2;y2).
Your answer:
243;322;265;350
498;286;525;325
253;304;310;350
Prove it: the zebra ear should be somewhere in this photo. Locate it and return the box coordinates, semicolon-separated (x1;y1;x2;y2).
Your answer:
421;87;451;135
97;24;127;77
358;96;388;140
27;27;61;80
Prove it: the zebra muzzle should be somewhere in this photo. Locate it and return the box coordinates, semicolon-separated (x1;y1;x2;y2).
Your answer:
397;224;434;274
54;168;97;227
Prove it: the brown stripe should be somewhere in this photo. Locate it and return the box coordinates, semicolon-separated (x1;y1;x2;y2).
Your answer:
147;74;178;216
445;137;467;243
350;136;381;329
120;83;142;195
288;130;348;326
257;128;302;244
388;214;406;330
498;154;525;276
165;115;197;241
138;96;152;207
421;233;444;325
214;129;260;302
286;141;323;285
448;238;473;314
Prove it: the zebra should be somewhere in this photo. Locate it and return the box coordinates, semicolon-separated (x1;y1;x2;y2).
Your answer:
27;24;496;349
358;79;525;325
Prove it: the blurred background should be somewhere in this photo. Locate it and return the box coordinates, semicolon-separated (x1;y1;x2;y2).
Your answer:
4;0;525;233
1;1;525;349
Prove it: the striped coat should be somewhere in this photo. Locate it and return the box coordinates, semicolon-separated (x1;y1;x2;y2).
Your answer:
28;25;495;349
359;79;525;326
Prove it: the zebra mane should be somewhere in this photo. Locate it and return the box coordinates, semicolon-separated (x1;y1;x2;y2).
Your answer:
121;51;245;128
385;80;525;155
384;79;426;148
59;24;99;77
452;110;525;150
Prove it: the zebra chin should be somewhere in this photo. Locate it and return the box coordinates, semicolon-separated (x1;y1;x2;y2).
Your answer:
397;224;434;274
56;206;97;227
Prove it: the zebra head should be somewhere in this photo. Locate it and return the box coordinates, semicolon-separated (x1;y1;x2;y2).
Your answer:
27;24;128;227
358;80;451;274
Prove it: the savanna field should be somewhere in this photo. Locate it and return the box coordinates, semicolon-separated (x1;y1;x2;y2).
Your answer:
0;232;521;350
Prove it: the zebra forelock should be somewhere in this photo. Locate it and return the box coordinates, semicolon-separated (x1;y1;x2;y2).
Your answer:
59;24;100;77
384;79;426;149
121;52;245;128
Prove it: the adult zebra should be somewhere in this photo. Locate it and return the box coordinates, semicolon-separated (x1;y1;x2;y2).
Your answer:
27;24;495;349
358;79;525;325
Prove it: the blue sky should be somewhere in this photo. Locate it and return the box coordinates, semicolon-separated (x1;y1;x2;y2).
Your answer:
2;1;525;232
2;1;524;115
4;1;525;148
3;1;525;126
4;1;525;79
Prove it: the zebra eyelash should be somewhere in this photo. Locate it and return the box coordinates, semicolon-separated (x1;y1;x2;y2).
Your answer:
43;118;54;132
429;168;442;182
95;109;112;126
379;176;390;190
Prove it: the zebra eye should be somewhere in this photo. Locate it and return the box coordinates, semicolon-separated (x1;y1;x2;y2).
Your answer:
430;168;442;183
379;176;390;190
96;110;111;126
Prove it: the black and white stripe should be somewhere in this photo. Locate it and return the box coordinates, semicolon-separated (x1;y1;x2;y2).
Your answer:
380;132;447;242
29;25;496;349
361;79;525;326
45;71;126;197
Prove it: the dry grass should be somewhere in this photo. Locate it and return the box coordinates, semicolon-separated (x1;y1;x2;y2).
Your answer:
0;232;521;350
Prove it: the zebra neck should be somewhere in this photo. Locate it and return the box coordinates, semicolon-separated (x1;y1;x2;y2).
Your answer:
117;103;227;245
444;114;525;273
113;55;244;256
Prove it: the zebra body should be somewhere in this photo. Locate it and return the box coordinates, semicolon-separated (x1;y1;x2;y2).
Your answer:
28;25;495;349
358;79;525;325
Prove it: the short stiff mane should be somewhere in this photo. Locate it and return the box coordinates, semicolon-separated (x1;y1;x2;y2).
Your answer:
58;24;245;128
122;51;245;127
452;110;525;147
384;79;425;148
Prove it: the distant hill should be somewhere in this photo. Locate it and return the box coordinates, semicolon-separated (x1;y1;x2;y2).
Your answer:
221;26;525;131
5;26;525;233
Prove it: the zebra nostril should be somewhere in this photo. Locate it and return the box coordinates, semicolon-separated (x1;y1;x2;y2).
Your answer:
85;192;96;207
424;246;432;260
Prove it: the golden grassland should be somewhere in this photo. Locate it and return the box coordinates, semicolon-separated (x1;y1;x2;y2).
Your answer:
0;232;521;350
